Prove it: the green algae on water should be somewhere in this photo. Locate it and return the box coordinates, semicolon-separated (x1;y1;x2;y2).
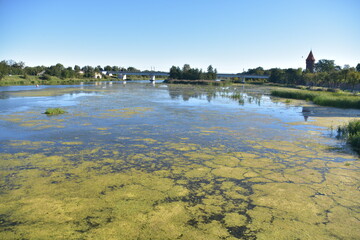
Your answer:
1;85;360;239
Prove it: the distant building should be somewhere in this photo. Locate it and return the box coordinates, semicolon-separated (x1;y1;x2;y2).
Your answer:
94;72;102;79
37;70;45;76
102;71;113;77
306;50;315;73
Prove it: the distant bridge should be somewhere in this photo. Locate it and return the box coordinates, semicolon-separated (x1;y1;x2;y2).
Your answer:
106;71;269;82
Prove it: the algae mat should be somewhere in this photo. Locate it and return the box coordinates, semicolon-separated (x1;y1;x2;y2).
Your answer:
0;84;359;239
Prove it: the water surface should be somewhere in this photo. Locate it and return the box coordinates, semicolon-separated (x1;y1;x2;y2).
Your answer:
0;83;359;239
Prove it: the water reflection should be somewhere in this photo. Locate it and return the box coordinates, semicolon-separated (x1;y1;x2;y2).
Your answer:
167;85;218;102
167;85;264;107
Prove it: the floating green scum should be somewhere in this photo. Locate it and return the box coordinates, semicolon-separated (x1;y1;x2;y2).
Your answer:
0;84;359;239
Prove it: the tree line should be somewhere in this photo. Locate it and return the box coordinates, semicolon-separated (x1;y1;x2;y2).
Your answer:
1;59;359;90
169;64;217;80
244;60;360;91
0;60;142;80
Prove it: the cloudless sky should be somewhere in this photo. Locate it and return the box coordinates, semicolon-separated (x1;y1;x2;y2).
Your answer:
1;0;359;72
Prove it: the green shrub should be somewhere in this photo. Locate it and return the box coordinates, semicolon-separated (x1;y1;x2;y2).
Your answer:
41;74;52;81
44;108;67;115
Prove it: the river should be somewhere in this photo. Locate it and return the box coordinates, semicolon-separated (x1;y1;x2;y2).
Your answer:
0;82;359;239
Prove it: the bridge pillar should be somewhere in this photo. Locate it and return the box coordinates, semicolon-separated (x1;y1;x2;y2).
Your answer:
118;74;127;80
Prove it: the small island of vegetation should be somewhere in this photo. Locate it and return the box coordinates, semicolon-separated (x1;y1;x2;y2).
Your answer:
44;108;67;116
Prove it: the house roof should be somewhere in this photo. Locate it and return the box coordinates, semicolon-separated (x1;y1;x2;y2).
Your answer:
306;51;315;61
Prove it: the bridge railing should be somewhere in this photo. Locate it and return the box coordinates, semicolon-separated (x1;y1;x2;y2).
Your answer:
107;71;170;76
105;71;269;79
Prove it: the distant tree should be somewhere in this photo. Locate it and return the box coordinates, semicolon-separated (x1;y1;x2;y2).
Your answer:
127;67;140;72
3;60;25;75
112;66;120;72
356;63;360;72
46;63;65;77
24;66;45;76
12;61;25;69
104;65;112;71
0;61;9;79
82;66;95;78
348;71;360;91
247;67;265;75
281;68;304;85
205;65;217;80
315;59;338;72
182;64;191;73
303;72;316;86
268;68;285;83
74;65;81;72
61;67;75;79
95;65;103;72
169;66;182;79
41;74;52;81
169;64;212;80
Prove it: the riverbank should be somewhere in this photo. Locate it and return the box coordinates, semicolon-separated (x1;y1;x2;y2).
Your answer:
0;75;167;86
0;75;99;86
271;88;360;109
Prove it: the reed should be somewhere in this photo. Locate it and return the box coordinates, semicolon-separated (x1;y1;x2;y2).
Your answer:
337;120;360;154
271;89;360;109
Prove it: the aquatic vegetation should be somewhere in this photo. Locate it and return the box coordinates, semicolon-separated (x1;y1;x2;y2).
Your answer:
1;133;359;239
271;89;360;109
1;84;359;239
337;119;360;154
100;107;153;118
44;107;67;115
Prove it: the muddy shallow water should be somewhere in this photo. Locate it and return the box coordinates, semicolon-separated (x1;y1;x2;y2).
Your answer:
0;82;359;239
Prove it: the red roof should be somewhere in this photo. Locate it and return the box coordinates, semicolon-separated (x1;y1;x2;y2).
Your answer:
306;51;315;61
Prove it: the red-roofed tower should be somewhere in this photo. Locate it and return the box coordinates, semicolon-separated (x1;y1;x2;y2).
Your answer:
306;50;315;73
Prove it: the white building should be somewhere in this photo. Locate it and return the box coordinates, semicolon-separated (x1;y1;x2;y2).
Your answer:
94;72;102;79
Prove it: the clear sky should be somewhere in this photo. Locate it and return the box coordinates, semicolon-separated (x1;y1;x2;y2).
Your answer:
0;0;359;73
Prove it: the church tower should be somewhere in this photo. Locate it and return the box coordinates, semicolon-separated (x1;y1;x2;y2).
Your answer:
306;50;315;73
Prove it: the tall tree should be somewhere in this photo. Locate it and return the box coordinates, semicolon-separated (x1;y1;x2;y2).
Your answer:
127;67;140;72
169;66;181;79
112;66;120;72
104;65;112;71
315;59;337;72
182;64;191;73
0;61;9;79
348;71;360;91
356;63;360;72
82;66;95;78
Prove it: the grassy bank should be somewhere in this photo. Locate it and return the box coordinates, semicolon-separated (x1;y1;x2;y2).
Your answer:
0;75;106;86
337;120;360;154
271;89;360;109
0;75;168;86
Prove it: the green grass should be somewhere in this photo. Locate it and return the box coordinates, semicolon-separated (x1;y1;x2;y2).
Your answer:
271;89;360;109
0;75;100;86
44;108;67;115
337;120;360;154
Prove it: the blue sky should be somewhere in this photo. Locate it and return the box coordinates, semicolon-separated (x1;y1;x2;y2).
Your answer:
0;0;359;72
